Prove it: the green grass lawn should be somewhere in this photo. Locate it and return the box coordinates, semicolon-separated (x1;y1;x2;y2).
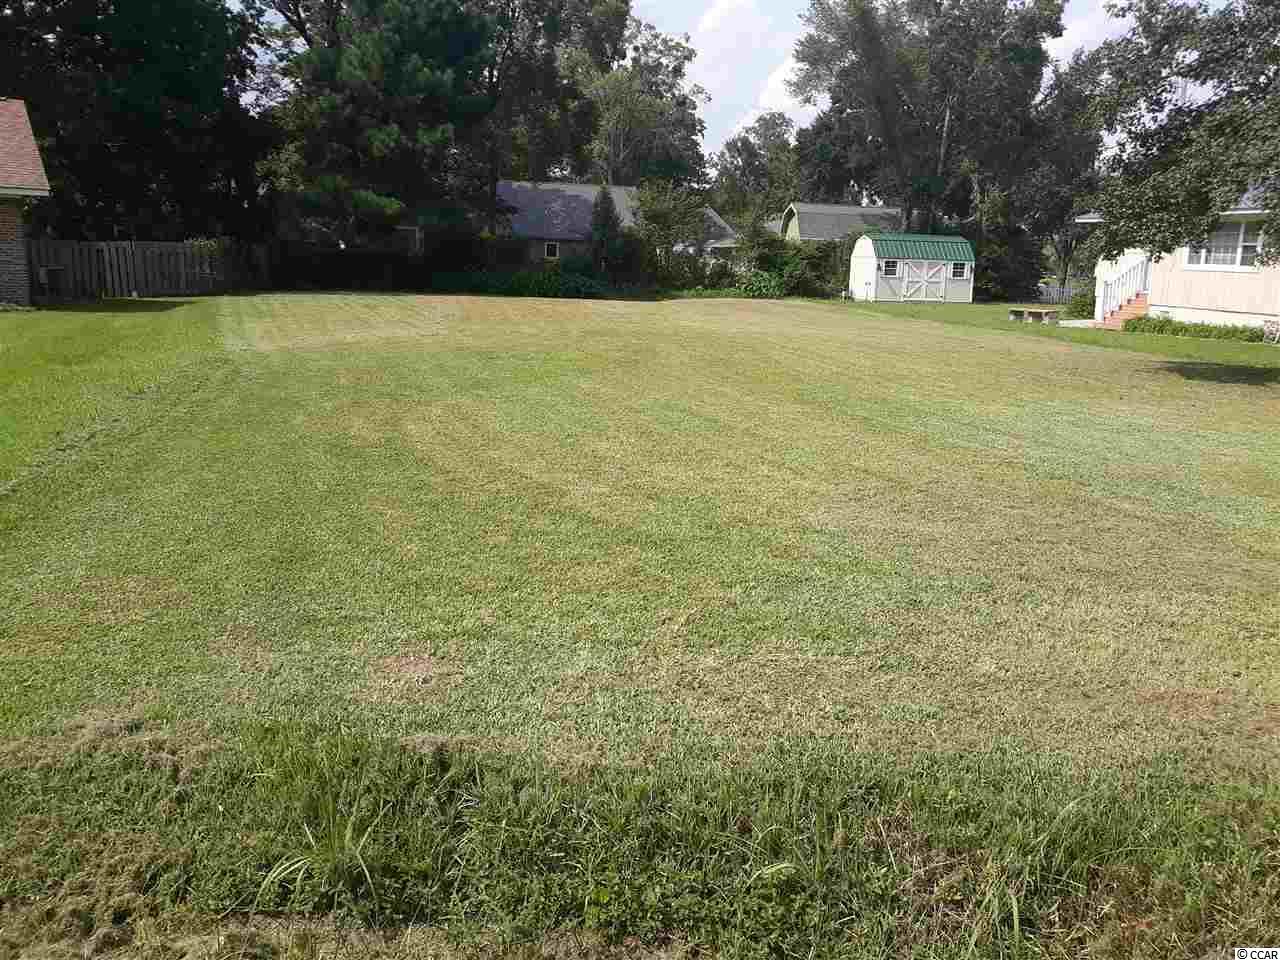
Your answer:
2;294;1278;958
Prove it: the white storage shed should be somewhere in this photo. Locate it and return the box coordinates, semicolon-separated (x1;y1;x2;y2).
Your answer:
848;233;976;303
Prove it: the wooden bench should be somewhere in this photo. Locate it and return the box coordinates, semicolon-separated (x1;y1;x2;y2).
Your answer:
1009;307;1060;325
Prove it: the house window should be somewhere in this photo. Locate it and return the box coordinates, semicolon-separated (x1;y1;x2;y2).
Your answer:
544;241;560;260
951;262;967;279
1187;222;1262;268
882;259;898;277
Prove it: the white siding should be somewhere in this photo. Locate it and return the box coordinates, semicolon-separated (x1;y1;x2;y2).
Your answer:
1093;248;1149;323
849;237;877;300
1149;244;1279;324
1147;304;1274;327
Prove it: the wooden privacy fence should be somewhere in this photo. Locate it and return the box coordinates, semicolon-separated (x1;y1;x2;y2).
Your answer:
27;240;240;300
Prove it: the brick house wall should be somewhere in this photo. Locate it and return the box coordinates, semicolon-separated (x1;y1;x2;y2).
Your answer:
0;198;31;305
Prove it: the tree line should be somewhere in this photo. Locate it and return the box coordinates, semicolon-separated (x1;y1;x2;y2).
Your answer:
711;0;1277;294
3;0;1275;291
2;0;707;250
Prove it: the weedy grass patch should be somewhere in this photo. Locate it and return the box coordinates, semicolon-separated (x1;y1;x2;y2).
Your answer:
2;719;1278;959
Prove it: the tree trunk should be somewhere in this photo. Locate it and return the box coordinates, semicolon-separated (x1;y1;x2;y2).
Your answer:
929;97;953;233
1055;230;1075;289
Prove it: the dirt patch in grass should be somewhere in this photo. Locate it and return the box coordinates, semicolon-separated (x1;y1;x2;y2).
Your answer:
1137;687;1280;738
361;654;465;705
69;577;194;628
215;621;277;674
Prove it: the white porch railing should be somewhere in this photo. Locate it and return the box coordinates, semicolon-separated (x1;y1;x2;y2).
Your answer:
1098;257;1150;322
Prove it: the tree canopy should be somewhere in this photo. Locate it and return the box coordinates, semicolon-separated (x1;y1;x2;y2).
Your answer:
791;0;1067;232
576;19;709;186
1;0;271;239
710;112;799;225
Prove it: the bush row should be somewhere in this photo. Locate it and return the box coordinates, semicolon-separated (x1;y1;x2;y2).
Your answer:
1123;313;1266;342
429;268;609;299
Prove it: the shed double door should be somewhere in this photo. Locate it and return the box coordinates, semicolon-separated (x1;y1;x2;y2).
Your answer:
901;261;946;301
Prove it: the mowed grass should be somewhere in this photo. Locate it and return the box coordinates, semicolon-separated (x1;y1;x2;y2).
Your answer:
2;294;1279;957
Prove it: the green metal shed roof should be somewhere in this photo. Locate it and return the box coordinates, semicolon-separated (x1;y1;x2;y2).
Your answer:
869;233;974;262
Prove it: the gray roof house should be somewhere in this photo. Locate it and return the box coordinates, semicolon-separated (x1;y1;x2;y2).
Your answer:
779;202;902;242
495;181;737;264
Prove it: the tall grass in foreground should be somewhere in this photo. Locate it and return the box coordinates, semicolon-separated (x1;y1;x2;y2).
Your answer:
2;720;1277;958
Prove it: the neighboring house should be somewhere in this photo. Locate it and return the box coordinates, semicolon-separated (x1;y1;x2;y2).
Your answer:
1079;188;1276;329
699;206;738;259
848;233;975;303
495;181;737;265
0;99;51;306
780;202;901;242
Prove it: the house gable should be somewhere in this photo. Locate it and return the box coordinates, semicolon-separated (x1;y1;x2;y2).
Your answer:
0;100;51;198
496;182;638;241
782;202;901;242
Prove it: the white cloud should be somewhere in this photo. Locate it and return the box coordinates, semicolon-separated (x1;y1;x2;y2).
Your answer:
696;0;753;35
638;0;1128;155
731;55;823;140
1046;0;1129;62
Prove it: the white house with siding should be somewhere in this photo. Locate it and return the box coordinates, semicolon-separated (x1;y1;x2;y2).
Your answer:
1080;188;1276;329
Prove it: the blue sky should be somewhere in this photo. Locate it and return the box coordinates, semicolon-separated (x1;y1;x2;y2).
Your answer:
631;0;1131;155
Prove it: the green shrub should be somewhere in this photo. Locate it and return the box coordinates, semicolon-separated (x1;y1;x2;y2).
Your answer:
738;270;787;299
1123;313;1264;342
559;254;597;277
781;257;824;297
428;268;607;299
652;252;708;291
1065;288;1096;319
705;259;736;288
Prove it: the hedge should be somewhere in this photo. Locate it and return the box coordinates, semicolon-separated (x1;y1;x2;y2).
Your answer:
1122;313;1265;343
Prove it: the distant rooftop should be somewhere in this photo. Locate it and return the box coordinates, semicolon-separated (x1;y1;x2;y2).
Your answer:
496;181;736;246
781;202;900;241
0;99;51;197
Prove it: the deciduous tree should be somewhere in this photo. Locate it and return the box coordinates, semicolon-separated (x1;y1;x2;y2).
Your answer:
578;19;709;186
1;0;272;239
634;179;707;278
791;0;1065;232
710;112;799;225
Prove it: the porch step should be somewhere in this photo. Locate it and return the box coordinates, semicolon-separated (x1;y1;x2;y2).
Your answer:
1097;293;1148;330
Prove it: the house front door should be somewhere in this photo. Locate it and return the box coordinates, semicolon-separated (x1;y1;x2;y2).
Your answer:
902;261;946;301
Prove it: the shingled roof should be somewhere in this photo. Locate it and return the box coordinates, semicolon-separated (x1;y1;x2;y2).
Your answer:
781;202;900;241
0;100;51;197
496;181;736;248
